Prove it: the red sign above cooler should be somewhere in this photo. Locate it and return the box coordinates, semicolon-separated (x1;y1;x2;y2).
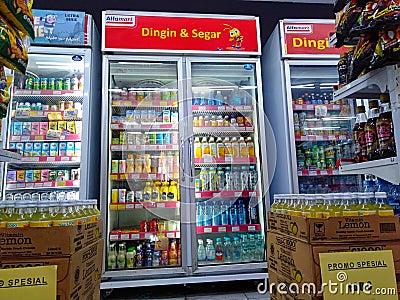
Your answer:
282;21;345;56
102;11;261;55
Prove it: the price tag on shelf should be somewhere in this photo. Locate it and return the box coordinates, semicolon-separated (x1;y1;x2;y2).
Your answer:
11;135;21;141
135;203;143;209
328;135;335;140
234;192;242;197
53;90;62;95
218;106;225;111
121;234;130;240
73;181;79;186
21;136;30;141
59;136;66;140
120;174;128;180
248;226;256;231
213;193;221;197
145;233;153;239
199;106;207;111
126;204;135;209
110;235;119;241
195;193;202;198
43;182;53;187
218;227;227;233
309;171;317;176
204;227;212;233
176;232;180;238
295;105;302;110
61;157;70;161
47;157;56;162
300;136;308;141
332;105;340;110
316;136;324;141
306;105;314;110
166;232;175;238
236;105;244;111
131;234;140;240
24;157;39;162
132;174;140;180
34;183;44;188
157;203;166;208
320;170;328;176
32;90;41;95
109;175;118;181
159;145;166;150
149;174;157;180
339;135;346;140
57;181;67;187
297;171;302;176
249;192;256;197
232;226;240;232
25;183;34;188
243;105;252;110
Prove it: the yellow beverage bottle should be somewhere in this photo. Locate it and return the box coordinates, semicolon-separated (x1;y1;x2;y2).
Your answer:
160;181;169;201
231;137;240;158
90;200;101;221
216;137;225;159
239;137;248;158
375;192;394;216
279;194;288;215
135;154;143;173
359;192;377;216
152;181;161;202
320;194;331;218
144;154;152;173
201;137;210;156
301;194;313;218
293;194;305;216
6;201;30;228
194;137;202;159
270;194;281;214
350;193;362;212
332;193;344;216
246;137;255;158
168;181;178;201
30;201;53;227
310;195;324;218
342;193;359;217
52;201;77;226
143;181;152;202
286;194;296;216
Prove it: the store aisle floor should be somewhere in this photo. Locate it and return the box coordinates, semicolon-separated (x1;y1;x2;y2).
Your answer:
104;280;270;300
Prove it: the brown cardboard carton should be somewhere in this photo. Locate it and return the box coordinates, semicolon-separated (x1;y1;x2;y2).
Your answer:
267;231;400;292
0;220;103;257
268;212;400;243
0;239;103;300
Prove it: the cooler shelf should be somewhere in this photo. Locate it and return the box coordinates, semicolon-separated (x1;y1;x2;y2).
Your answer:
192;105;253;112
110;144;179;152
193;127;254;133
292;104;346;111
14;89;83;97
19;156;80;164
298;169;339;176
110;202;180;210
110;173;178;181
195;190;260;199
109;230;180;241
194;157;257;165
13;110;81;120
6;180;80;190
10;134;81;142
111;100;177;107
197;224;261;234
295;134;351;142
110;123;178;130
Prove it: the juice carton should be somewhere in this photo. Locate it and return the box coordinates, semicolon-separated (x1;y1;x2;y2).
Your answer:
40;122;49;135
49;142;58;156
66;142;75;156
41;169;49;182
22;122;32;135
141;110;149;122
16;170;26;182
163;110;171;123
171;111;178;123
41;142;50;156
7;170;16;183
58;121;66;132
74;142;81;157
134;110;141;124
24;142;34;156
126;110;134;122
15;143;24;155
33;142;42;156
49;121;58;131
66;121;75;134
57;170;70;181
31;122;40;135
25;170;34;182
33;170;41;182
75;121;82;135
59;142;67;156
49;170;57;181
13;122;23;135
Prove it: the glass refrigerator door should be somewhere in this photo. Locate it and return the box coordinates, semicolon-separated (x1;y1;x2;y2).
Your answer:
287;63;359;193
6;53;84;203
188;60;266;267
106;59;182;272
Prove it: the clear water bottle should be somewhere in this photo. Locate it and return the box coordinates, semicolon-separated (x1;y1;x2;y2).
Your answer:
220;200;229;225
248;197;259;224
212;201;221;226
229;200;238;225
215;90;224;106
232;167;241;190
225;167;233;190
197;239;207;264
232;236;242;262
241;234;249;262
255;234;264;261
204;201;213;226
249;166;258;190
215;237;224;263
206;239;216;263
237;199;247;225
248;234;256;261
223;237;233;262
196;202;204;226
240;166;249;190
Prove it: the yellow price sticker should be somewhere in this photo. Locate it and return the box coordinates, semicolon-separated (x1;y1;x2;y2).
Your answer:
57;181;66;187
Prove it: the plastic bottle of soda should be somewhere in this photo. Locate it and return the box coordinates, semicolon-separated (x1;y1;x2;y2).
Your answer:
216;137;225;159
232;237;242;262
376;93;396;159
246;137;255;158
231;137;240;158
194;137;202;159
108;243;117;269
353;105;368;163
208;167;217;191
224;137;232;162
117;243;127;269
197;239;207;264
209;137;217;158
237;199;247;225
212;201;221;226
206;239;216;263
239;137;248;158
215;238;224;263
365;100;380;161
223;237;233;262
229;200;238;225
201;137;210;158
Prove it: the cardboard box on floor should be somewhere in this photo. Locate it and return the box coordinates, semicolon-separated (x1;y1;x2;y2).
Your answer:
0;239;103;300
268;212;400;243
0;220;103;257
267;231;400;292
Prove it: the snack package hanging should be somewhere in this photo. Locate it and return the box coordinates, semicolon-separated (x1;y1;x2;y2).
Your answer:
336;0;365;47
0;65;12;118
0;0;34;39
350;0;379;35
373;0;400;26
371;25;400;70
350;33;378;80
0;16;28;74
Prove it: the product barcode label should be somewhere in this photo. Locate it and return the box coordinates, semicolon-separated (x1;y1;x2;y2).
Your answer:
204;227;212;233
131;234;140;240
380;223;396;233
248;226;256;231
218;227;226;232
145;233;152;239
135;204;143;209
126;204;135;209
121;234;130;240
110;234;119;241
157;203;166;208
232;226;240;232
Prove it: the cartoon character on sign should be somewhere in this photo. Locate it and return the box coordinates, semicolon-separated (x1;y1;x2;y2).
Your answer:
224;24;244;50
41;14;57;36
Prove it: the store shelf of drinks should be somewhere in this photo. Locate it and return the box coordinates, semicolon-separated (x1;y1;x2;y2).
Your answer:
109;230;180;241
12;110;82;121
192;105;253;113
110;202;180;210
110;122;178;131
110;144;179;152
111;100;178;108
194;157;257;166
295;134;351;142
333;66;393;101
196;224;261;234
14;89;84;97
340;157;400;185
292;104;347;111
193;126;254;133
110;173;179;181
6;179;80;191
298;169;339;177
195;190;260;199
10;134;81;142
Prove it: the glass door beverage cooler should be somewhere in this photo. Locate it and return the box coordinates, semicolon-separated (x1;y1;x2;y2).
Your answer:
262;19;361;196
100;11;269;288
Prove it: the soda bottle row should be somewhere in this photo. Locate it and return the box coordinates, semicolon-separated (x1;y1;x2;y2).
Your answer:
197;234;264;264
193;115;252;128
196;166;258;192
192;89;252;106
111;88;178;102
196;198;259;226
7;168;80;184
271;192;394;218
0;199;100;228
25;75;83;91
115;132;179;145
108;239;180;269
353;96;396;162
111;109;178;124
194;136;255;160
111;152;179;175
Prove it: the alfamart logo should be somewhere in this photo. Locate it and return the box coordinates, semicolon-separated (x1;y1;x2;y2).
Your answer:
105;14;136;27
285;24;313;34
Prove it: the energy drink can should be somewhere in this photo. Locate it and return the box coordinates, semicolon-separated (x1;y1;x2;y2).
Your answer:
25;77;34;89
48;78;55;90
119;160;127;173
156;133;164;144
56;78;63;90
111;189;119;203
111;160;119;173
40;78;48;90
127;191;135;202
34;78;40;90
195;179;202;192
63;78;71;90
49;170;57;181
119;189;127;203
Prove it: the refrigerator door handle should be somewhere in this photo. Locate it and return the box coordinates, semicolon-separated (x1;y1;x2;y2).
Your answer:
180;136;185;182
188;137;194;182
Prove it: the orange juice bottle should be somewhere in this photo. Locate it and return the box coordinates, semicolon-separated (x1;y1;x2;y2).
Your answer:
246;137;255;158
194;137;202;159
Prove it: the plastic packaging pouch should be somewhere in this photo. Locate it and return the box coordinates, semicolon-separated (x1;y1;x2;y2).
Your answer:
0;15;28;74
351;0;380;35
336;0;365;46
373;0;400;26
0;65;11;118
0;0;34;38
350;33;378;81
371;25;400;70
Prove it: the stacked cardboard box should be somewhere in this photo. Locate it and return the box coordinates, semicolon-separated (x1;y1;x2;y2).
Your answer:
267;212;400;300
0;220;103;300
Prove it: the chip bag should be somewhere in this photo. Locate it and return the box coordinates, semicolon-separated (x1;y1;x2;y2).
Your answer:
373;0;400;26
0;65;12;118
0;0;34;39
371;25;400;70
0;15;28;74
350;0;379;35
350;33;378;80
336;0;365;47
